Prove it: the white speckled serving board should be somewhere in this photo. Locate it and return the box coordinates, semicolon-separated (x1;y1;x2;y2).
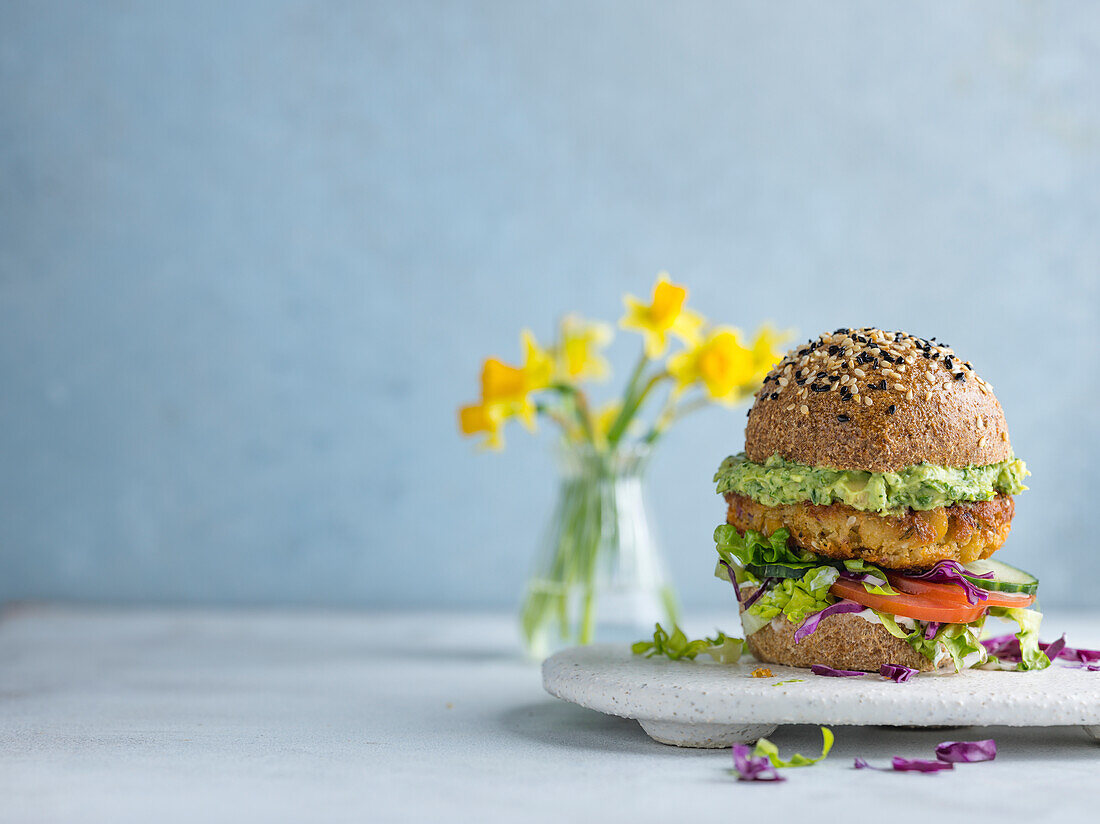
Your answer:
543;644;1100;748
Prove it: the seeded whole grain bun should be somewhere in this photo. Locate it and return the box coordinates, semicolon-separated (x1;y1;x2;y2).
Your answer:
745;328;1012;473
743;608;934;672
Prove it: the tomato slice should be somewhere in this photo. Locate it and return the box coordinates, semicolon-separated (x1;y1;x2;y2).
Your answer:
886;573;1036;610
830;578;987;623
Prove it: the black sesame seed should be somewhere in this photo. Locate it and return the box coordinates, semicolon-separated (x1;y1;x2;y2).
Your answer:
944;358;954;369
810;383;829;393
796;378;807;385
837;414;850;423
886;404;896;415
828;345;839;355
954;373;966;381
771;392;779;399
829;375;839;382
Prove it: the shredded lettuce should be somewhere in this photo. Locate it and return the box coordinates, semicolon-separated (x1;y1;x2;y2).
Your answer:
753;727;834;768
872;612;988;671
987;607;1050;671
632;623;744;663
744;566;840;630
841;559;896;595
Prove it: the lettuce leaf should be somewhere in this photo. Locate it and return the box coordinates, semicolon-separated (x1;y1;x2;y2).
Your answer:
987;607;1050;671
872;612;988;671
713;525;817;570
841;559;896;595
753;727;834;767
744;566;840;629
632;623;744;663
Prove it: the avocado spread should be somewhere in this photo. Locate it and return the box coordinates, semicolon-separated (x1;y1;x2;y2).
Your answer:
714;452;1028;513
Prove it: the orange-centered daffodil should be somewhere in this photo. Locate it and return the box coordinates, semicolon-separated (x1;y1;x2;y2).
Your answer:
667;327;757;404
458;401;507;450
477;330;554;431
620;274;704;358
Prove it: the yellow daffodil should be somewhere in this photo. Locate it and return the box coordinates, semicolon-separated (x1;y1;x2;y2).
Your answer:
458;401;506;450
667;327;757;404
478;330;554;431
620;273;704;357
593;401;622;441
748;324;790;380
556;315;612;382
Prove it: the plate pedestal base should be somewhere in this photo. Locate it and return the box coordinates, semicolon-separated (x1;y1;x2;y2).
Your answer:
637;719;777;748
1084;726;1100;742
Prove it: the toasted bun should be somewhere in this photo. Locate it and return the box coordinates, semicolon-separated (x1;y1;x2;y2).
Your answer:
745;612;933;672
746;328;1011;472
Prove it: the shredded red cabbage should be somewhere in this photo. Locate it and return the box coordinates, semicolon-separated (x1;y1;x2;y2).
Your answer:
1065;646;1100;664
923;621;940;640
742;578;776;610
908;560;989;604
732;743;785;781
810;664;864;677
719;560;741;604
983;633;1095;665
981;633;1022;661
879;663;918;683
1043;635;1066;663
854;756;953;773
935;739;996;763
793;600;864;644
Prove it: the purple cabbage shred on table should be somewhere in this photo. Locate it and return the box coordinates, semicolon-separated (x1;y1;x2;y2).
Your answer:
731;744;785;782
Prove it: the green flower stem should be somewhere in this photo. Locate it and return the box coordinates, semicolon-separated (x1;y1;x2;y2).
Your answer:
519;448;676;656
605;350;649;446
547;383;596;444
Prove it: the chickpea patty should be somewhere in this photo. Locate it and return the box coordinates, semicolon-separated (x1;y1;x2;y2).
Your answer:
725;492;1015;570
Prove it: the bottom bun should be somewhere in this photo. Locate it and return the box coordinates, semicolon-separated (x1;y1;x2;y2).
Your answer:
744;611;934;672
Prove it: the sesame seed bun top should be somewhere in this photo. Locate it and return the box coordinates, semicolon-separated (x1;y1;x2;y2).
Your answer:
744;328;1013;472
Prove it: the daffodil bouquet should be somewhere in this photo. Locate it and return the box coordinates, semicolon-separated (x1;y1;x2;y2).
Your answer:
459;275;786;655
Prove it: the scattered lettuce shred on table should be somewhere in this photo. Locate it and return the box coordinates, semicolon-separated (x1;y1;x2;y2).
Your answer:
731;727;833;781
632;623;743;663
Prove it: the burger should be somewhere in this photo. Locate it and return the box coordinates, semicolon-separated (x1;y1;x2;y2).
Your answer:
712;328;1046;673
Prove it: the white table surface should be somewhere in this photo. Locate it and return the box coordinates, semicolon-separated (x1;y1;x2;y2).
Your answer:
2;606;1098;824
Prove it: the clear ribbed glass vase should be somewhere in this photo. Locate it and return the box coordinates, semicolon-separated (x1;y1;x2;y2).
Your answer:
519;443;679;658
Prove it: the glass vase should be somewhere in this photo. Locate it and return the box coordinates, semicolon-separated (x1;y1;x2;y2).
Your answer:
519;442;679;658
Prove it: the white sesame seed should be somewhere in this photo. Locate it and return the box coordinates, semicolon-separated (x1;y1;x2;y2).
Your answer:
787;404;795;411
853;368;866;378
906;390;914;400
894;383;905;391
925;389;933;401
778;377;789;387
864;396;873;406
800;405;809;415
978;436;986;447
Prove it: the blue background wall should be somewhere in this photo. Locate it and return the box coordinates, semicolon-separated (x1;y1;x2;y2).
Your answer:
1;1;1097;608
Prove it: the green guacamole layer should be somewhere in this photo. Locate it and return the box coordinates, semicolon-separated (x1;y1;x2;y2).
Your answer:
714;453;1028;513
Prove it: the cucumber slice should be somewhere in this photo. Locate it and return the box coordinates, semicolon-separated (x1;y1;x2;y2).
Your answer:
961;559;1039;595
745;562;815;580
